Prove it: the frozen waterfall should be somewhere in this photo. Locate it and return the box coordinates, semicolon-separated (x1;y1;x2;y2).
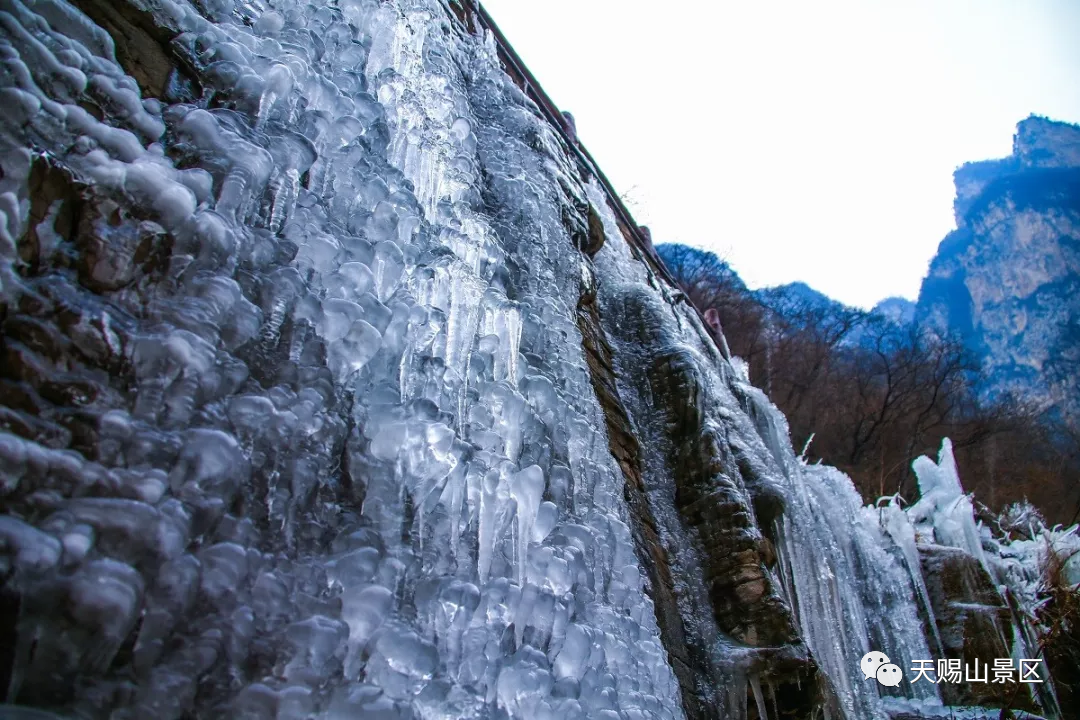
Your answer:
0;0;679;716
743;386;940;720
0;0;1068;719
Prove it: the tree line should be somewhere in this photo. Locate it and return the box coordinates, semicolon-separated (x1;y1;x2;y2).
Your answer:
658;244;1080;525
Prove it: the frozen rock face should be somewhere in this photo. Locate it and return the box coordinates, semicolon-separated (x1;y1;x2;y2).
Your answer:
594;189;948;720
0;0;684;716
916;115;1080;421
1;2;1059;720
595;237;817;718
917;545;1024;710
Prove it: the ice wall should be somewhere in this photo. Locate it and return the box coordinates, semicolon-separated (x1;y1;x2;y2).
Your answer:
906;441;1067;717
742;387;940;720
1;1;1063;719
0;0;681;716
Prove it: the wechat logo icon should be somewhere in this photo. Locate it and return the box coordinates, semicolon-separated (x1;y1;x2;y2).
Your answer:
861;651;903;687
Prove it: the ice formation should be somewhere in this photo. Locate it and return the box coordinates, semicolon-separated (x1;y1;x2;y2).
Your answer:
589;182;942;719
744;392;940;719
908;440;994;580
0;0;1072;718
0;0;680;716
903;441;1072;718
907;440;1079;606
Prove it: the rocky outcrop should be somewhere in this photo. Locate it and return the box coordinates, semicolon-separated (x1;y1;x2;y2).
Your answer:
647;346;795;649
916;116;1080;421
918;544;1034;711
575;261;706;720
595;254;822;718
645;345;820;718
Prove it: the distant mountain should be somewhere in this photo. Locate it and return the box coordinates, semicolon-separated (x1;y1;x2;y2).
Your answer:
658;113;1080;431
915;115;1080;421
754;281;845;316
652;245;915;345
872;297;916;326
754;285;917;330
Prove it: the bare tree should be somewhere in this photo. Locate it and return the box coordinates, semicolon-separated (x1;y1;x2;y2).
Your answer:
658;242;1080;523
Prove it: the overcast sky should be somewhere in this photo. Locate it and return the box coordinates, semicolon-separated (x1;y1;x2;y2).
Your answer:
479;0;1080;308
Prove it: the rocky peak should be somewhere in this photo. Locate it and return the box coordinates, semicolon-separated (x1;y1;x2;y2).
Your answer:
1014;114;1080;169
917;116;1080;419
950;115;1080;227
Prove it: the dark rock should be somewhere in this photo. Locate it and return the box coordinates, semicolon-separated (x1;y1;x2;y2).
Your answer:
23;158;81;272
75;197;167;292
595;265;821;717
576;271;708;720
69;0;185;100
918;543;1036;711
649;347;798;648
583;204;605;257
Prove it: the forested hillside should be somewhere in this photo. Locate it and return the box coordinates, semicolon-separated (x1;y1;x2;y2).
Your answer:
658;243;1079;525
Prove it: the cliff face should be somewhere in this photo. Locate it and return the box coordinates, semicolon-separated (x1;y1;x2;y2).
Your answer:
0;2;1067;720
0;0;818;717
916;116;1080;420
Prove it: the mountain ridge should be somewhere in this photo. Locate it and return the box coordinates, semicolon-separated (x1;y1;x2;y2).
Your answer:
661;115;1079;424
916;114;1080;421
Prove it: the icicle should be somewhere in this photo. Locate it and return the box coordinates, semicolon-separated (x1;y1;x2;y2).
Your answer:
750;674;769;720
880;499;945;658
509;465;544;587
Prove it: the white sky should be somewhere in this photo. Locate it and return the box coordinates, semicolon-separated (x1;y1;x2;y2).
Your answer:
479;0;1080;308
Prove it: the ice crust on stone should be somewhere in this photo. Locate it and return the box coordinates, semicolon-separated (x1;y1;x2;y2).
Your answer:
745;394;940;720
590;183;939;720
0;0;1072;718
878;497;945;658
590;186;760;717
0;0;681;716
903;441;1072;718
